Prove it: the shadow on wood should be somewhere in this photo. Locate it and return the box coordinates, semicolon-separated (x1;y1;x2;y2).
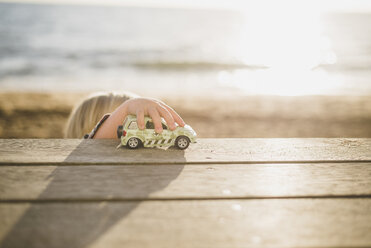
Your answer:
0;140;186;248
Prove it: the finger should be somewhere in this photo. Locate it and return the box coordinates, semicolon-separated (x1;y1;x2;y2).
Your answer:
148;107;163;133
157;105;176;130
136;109;145;130
162;104;185;127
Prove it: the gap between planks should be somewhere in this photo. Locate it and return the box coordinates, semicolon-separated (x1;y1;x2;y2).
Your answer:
1;194;371;204
1;160;371;166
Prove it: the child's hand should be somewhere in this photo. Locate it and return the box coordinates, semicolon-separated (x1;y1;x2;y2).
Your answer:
93;97;185;138
123;97;185;133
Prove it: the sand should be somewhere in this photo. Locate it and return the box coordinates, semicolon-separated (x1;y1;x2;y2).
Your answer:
0;92;370;138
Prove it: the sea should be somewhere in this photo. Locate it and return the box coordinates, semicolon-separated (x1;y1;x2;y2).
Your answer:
0;2;371;96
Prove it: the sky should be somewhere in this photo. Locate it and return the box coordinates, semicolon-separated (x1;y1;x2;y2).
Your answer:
1;0;371;12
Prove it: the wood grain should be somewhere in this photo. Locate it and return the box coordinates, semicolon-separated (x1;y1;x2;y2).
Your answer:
1;199;370;248
1;138;370;248
0;163;371;200
0;138;370;165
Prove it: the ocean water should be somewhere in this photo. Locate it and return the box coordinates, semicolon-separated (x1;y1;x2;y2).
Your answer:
0;2;371;96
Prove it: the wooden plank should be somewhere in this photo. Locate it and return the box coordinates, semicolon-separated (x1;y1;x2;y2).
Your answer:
0;199;370;248
1;163;370;200
0;138;370;165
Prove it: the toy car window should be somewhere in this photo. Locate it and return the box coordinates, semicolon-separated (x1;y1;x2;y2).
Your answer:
128;121;138;130
123;118;128;128
146;121;154;129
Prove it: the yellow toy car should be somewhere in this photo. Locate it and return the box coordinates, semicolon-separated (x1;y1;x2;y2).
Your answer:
117;115;197;149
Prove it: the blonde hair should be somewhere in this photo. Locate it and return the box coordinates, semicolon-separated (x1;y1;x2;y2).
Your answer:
64;91;137;138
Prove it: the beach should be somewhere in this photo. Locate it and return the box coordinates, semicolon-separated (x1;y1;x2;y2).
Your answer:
1;4;371;139
1;92;370;138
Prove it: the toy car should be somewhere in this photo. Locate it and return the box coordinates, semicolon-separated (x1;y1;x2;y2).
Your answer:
117;115;197;150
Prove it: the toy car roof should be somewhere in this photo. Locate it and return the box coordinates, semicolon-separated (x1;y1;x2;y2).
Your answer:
126;115;149;120
125;115;166;124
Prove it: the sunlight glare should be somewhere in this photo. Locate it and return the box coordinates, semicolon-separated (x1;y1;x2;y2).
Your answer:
218;69;344;95
220;0;341;95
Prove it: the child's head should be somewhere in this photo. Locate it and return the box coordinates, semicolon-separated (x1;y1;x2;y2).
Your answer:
64;91;137;138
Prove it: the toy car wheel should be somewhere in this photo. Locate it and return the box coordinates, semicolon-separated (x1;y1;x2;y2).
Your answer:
175;136;190;150
117;125;123;138
127;137;140;149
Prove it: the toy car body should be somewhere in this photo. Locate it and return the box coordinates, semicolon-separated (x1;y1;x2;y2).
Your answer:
117;115;197;149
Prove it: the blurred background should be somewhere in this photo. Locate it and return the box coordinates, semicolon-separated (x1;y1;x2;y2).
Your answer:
0;0;370;138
